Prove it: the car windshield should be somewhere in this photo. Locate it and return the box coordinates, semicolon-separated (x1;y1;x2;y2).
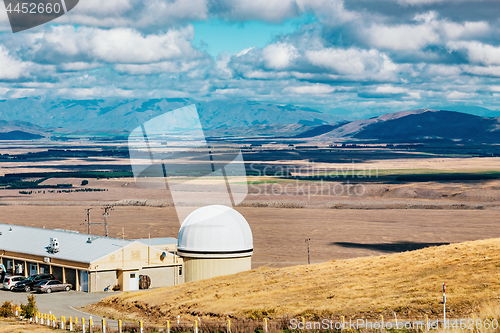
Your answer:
36;280;48;286
26;276;36;281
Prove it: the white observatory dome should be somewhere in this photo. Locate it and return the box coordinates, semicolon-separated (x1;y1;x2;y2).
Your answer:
177;205;253;258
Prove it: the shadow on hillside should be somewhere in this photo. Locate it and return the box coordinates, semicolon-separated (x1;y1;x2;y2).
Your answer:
331;241;450;253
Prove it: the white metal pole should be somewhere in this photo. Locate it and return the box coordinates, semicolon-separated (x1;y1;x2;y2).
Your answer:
443;283;446;328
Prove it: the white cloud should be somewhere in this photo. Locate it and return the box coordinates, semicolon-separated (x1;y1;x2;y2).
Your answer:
297;0;359;26
58;0;208;28
306;47;395;77
462;65;500;77
114;60;204;75
34;25;202;64
364;23;440;51
441;21;490;40
60;62;103;71
448;41;500;66
216;0;299;22
0;46;29;80
262;43;298;70
375;85;408;94
284;84;335;94
447;91;477;99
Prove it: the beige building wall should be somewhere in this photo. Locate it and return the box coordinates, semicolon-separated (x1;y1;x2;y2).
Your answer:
92;270;118;292
183;256;251;283
90;242;180;270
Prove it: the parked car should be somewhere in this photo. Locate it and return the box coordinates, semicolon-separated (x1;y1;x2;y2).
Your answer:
2;275;26;290
33;280;72;293
11;274;56;292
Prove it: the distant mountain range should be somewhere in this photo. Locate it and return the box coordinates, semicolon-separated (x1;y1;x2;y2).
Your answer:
0;98;499;143
0;98;337;136
315;109;500;143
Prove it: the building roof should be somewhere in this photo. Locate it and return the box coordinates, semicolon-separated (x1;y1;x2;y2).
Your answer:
0;224;138;264
177;205;253;257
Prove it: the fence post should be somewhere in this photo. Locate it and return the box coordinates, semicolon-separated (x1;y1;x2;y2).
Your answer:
194;320;198;333
89;316;93;333
380;315;384;332
102;318;106;333
75;317;78;331
61;316;66;330
82;318;86;333
35;312;38;324
118;320;122;333
69;316;73;331
264;318;268;333
140;320;143;333
341;316;345;331
425;314;429;331
166;320;170;333
227;319;231;333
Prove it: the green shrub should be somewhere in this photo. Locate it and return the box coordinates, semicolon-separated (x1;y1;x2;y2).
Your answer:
20;294;37;319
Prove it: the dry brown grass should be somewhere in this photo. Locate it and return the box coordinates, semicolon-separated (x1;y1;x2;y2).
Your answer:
87;238;500;325
0;318;62;333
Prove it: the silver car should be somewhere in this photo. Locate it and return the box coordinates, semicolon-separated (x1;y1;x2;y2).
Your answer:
3;275;26;290
33;280;72;293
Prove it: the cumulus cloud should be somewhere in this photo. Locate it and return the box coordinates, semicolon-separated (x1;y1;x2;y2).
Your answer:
1;0;500;114
262;43;299;70
0;46;29;80
284;84;336;94
28;25;203;64
448;41;500;66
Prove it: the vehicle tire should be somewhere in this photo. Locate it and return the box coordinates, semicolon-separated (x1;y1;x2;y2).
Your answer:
65;286;70;291
9;286;14;291
24;286;30;292
46;288;51;294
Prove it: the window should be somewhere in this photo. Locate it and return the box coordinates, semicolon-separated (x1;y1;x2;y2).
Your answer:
178;267;182;276
130;273;136;279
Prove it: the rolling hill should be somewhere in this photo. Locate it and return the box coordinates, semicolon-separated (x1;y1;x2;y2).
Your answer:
0;119;48;140
315;109;500;143
88;238;500;322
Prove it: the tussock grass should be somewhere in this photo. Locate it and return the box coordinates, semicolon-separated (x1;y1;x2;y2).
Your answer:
88;238;500;324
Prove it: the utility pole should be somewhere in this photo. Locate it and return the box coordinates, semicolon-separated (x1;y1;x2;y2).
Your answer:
122;227;125;267
305;238;311;264
86;208;92;234
85;206;113;237
102;206;113;237
148;221;151;265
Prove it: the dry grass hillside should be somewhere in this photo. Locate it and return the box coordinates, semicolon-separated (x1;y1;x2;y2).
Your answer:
88;238;500;324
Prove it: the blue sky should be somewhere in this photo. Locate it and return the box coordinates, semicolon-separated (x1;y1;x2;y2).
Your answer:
0;0;499;119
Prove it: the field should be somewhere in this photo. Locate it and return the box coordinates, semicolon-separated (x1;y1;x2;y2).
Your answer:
0;205;499;268
1;141;500;268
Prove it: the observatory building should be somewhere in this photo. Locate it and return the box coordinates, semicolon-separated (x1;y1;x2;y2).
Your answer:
177;205;253;282
0;205;253;291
